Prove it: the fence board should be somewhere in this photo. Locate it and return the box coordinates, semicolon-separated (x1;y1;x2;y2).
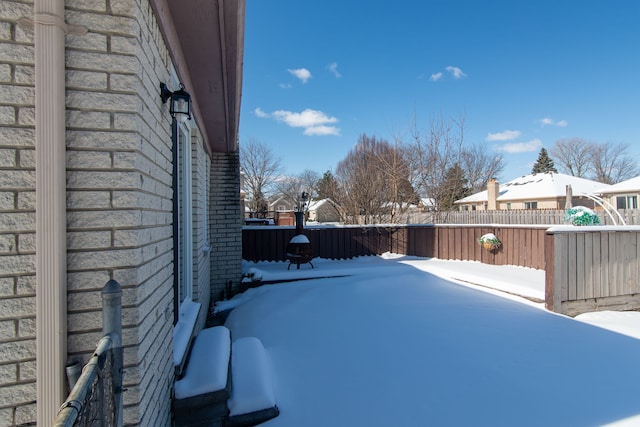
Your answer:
601;233;610;297
568;234;577;300
583;233;594;299
544;232;555;309
576;233;585;300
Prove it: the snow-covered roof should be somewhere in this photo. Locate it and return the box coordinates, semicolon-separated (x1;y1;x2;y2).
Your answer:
307;199;328;210
597;175;640;194
307;198;340;211
420;197;435;207
456;172;612;203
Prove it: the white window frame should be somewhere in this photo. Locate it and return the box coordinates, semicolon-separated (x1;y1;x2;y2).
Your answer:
177;120;193;305
617;194;638;209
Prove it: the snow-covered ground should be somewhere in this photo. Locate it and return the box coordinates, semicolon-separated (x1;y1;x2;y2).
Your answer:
217;255;640;427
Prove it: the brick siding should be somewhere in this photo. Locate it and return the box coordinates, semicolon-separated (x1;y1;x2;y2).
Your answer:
210;152;243;301
0;1;37;424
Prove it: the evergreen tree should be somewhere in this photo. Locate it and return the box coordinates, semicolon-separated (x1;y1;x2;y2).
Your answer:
316;170;340;201
532;148;558;174
439;163;470;210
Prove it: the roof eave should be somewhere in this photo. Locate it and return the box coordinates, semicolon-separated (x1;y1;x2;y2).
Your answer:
151;0;245;154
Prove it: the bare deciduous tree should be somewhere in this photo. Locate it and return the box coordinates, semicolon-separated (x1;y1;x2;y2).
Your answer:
405;114;466;213
275;169;320;210
550;138;639;184
591;141;639;184
549;138;594;177
240;138;283;214
460;142;504;194
336;134;416;224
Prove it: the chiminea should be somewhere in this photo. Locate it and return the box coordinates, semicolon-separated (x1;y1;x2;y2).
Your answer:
286;210;314;270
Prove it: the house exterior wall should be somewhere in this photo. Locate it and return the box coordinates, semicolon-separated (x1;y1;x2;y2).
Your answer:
460;198;584;211
0;0;223;425
308;202;341;223
604;191;640;209
64;1;176;425
499;199;560;210
191;128;211;327
0;1;38;425
210;152;243;301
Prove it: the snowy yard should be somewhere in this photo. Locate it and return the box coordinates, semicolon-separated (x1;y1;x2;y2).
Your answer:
217;255;640;427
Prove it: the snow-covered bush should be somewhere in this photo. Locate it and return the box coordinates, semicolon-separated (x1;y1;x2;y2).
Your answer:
564;206;601;226
478;233;501;250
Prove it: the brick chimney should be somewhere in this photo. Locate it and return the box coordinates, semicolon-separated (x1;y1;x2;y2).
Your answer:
487;178;499;210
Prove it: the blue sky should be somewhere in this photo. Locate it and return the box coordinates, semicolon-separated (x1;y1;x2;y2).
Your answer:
238;0;640;183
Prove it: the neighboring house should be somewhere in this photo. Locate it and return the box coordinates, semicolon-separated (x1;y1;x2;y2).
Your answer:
0;1;244;426
598;175;640;209
307;198;342;223
269;196;296;213
419;197;436;211
455;173;612;211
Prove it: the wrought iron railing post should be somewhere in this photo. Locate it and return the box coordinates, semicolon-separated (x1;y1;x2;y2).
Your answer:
101;279;123;427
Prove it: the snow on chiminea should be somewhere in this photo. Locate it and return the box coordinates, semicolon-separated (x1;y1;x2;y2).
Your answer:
286;191;314;270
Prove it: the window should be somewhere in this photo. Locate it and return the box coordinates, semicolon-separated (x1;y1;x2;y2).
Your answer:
616;195;637;209
506;203;512;210
524;201;537;209
173;119;193;323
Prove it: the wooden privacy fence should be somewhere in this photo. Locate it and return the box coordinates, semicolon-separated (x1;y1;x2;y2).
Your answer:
404;208;640;226
244;224;640;316
243;225;547;270
545;226;640;316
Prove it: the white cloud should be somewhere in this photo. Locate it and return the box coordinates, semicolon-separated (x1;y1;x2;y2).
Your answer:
279;83;292;89
499;139;542;153
288;68;312;83
254;107;268;118
272;109;338;128
429;66;466;82
304;125;341;136
486;130;522;141
256;108;340;136
327;62;341;78
539;117;568;127
445;66;467;79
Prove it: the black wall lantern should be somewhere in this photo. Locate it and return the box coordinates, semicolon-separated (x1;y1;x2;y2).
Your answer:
160;82;192;123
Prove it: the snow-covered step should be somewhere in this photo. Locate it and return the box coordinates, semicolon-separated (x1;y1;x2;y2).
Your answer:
173;326;232;426
226;337;279;427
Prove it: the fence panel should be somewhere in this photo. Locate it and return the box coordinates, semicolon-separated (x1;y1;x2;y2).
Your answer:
547;227;640;315
244;225;547;270
403;208;638;226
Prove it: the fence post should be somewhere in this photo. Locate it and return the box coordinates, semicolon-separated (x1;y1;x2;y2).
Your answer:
102;279;123;427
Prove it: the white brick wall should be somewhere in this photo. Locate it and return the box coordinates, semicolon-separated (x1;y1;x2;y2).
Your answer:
210;152;243;300
1;0;240;424
0;1;37;424
64;0;175;424
0;0;181;424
